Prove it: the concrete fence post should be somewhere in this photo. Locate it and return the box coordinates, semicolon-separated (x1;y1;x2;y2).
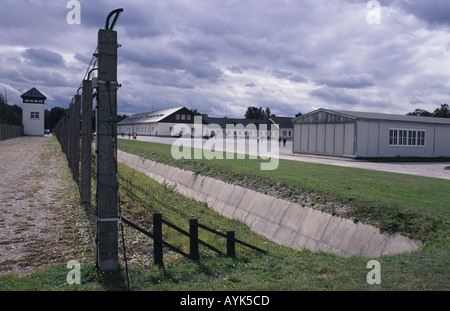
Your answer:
95;28;119;271
80;80;93;206
67;104;73;170
73;94;81;185
63;115;68;156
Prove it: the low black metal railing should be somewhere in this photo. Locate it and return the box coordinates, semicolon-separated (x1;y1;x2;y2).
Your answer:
121;212;266;267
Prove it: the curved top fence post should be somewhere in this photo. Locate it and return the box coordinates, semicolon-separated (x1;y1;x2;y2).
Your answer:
105;8;123;30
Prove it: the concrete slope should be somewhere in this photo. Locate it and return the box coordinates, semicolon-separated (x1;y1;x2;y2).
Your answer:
118;150;422;257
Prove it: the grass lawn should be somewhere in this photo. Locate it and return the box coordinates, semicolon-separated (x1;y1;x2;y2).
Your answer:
117;139;450;244
1;163;448;291
1;138;448;291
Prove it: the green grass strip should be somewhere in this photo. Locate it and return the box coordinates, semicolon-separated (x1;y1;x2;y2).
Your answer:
117;139;450;244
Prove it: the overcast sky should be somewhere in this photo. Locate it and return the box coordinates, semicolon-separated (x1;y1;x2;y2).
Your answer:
1;0;450;118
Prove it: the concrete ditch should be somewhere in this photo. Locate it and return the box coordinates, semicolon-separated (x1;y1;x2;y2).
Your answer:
118;150;422;257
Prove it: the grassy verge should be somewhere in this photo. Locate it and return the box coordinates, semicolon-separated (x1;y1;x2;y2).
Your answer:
0;142;450;291
116;139;450;246
2;162;449;291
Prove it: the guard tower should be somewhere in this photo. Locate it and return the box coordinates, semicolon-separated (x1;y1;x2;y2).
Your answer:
21;87;46;136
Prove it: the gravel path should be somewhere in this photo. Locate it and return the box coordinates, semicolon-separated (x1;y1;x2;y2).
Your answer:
0;136;94;276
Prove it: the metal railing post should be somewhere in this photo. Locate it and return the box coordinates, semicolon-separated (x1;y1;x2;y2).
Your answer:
189;219;199;260
227;231;236;258
153;213;164;267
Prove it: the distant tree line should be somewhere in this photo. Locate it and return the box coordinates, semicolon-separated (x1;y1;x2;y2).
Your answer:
190;106;303;119
407;104;449;118
244;106;304;119
1;97;129;131
189;108;209;117
244;106;271;120
0;96;22;125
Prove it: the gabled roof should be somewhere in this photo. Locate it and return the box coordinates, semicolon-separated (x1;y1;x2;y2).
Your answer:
295;108;450;125
21;87;47;100
118;107;185;125
269;116;294;128
335;110;450;125
204;117;274;129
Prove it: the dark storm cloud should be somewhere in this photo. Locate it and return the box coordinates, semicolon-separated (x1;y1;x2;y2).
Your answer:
310;87;360;106
316;74;375;89
74;52;93;64
227;64;262;74
22;48;66;68
1;0;450;116
286;55;316;70
271;68;308;84
121;43;222;84
395;0;450;27
184;60;223;81
121;46;185;71
170;38;219;60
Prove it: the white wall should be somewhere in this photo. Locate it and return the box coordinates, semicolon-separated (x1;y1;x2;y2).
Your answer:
118;122;199;137
22;103;44;136
434;125;450;157
356;121;450;157
279;127;293;140
293;114;450;158
293;123;355;156
119;122;280;139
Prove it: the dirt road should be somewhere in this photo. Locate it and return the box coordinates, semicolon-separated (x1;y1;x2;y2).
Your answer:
0;136;93;276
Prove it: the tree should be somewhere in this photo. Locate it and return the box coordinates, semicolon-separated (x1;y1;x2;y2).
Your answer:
432;103;450;118
0;97;22;125
407;104;449;118
264;107;271;120
407;109;432;117
190;108;208;117
244;106;271;120
295;112;303;118
45;107;67;129
117;114;129;122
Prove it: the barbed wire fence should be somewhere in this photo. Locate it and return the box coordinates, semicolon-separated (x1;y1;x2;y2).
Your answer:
52;9;267;279
54;8;124;272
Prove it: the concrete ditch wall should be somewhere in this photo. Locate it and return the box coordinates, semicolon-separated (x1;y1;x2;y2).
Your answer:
118;150;422;257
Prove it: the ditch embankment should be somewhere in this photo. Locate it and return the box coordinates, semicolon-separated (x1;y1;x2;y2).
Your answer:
118;149;423;258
